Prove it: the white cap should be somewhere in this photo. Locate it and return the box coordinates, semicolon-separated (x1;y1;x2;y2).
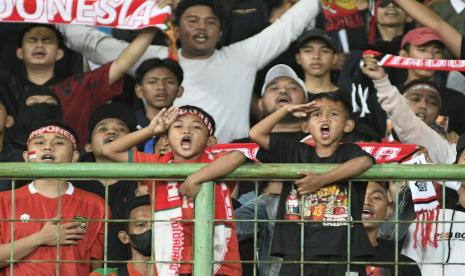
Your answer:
261;64;307;99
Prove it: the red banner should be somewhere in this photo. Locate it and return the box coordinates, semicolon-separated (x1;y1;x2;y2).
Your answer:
0;0;171;29
320;0;363;32
208;139;419;164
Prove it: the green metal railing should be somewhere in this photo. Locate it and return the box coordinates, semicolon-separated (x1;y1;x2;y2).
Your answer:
1;162;465;275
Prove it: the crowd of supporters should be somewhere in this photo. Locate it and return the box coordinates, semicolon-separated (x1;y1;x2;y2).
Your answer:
1;0;465;275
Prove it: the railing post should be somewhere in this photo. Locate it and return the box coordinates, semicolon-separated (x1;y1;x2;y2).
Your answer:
194;181;214;275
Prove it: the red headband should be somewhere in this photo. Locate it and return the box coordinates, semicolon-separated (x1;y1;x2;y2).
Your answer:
179;108;214;135
27;125;77;149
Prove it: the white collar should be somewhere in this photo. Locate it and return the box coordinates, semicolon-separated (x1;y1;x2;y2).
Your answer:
28;182;74;195
451;0;465;13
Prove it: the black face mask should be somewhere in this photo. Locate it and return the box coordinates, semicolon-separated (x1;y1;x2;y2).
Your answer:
129;229;152;257
17;103;63;132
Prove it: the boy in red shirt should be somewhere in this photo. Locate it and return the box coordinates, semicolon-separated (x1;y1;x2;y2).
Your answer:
0;121;106;276
102;105;243;275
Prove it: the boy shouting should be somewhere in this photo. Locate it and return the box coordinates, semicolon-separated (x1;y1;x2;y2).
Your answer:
102;106;243;275
250;92;374;275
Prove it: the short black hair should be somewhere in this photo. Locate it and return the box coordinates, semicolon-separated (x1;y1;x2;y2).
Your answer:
27;120;78;146
174;0;227;30
308;92;353;119
17;24;65;49
135;58;184;85
87;103;137;142
119;195;151;231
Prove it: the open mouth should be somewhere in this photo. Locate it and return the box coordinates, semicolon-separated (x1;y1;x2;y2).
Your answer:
181;136;192;150
320;124;330;138
41;154;55;161
384;10;399;16
276;95;291;104
193;34;208;43
361;208;373;219
154;93;168;100
103;136;116;144
32;50;47;58
415;113;426;121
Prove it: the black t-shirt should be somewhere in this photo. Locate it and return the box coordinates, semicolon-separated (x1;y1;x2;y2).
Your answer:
256;136;374;257
368;239;422;276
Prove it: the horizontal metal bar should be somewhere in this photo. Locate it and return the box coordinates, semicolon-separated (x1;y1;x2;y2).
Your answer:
1;163;465;180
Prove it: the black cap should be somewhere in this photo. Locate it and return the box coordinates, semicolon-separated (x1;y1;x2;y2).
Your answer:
296;28;340;53
88;103;137;136
455;134;465;164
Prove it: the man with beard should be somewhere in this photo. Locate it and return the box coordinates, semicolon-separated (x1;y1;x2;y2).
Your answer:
234;64;307;275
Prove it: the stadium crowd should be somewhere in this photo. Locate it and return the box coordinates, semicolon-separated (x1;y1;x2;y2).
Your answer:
1;0;465;275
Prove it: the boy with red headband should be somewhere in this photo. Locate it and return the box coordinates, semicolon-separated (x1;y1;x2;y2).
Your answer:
102;105;243;275
0;120;106;276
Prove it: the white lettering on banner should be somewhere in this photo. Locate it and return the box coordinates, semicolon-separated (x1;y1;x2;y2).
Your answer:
373;147;401;161
76;0;96;24
17;0;44;20
117;0;132;26
387;55;402;65
49;0;72;21
0;0;14;18
0;0;170;30
379;54;465;71
126;0;154;27
403;57;423;67
425;59;446;68
170;220;183;272
97;0;122;25
450;59;465;68
167;182;179;201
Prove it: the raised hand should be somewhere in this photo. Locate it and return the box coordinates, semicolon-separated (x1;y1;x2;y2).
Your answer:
147;106;179;135
37;220;85;246
285;101;318;118
361;54;387;81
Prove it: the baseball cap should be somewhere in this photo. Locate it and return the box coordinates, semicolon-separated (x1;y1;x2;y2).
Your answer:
88;103;137;136
401;27;444;49
260;64;307;99
296;28;340;53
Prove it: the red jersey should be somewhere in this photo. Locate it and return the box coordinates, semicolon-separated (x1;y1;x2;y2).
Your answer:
130;150;241;276
51;62;123;148
0;183;107;276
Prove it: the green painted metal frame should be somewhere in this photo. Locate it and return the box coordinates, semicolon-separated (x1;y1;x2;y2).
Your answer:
2;163;465;275
1;163;465;180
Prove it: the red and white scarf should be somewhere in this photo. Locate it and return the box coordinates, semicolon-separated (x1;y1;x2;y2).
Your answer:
149;152;239;275
364;50;465;71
